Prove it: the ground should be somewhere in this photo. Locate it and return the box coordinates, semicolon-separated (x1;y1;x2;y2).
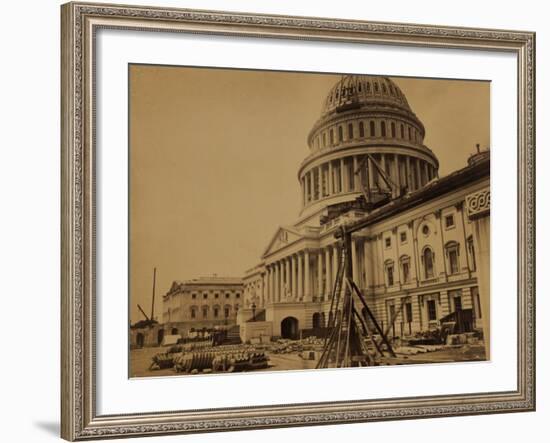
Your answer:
129;341;486;378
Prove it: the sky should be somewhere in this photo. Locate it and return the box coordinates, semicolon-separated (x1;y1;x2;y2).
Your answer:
129;65;489;323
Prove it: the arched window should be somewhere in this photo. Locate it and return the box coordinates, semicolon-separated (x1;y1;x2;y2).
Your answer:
213;305;220;318
400;124;404;139
358;82;362;92
190;306;197;319
382;83;387;94
391;122;396;138
224;305;231;318
322;132;326;147
374;82;379;93
359;121;365;137
408;127;412;140
381;121;386;137
366;82;371;93
369;121;376;137
422;247;435;279
202;306;209;319
348;123;353;139
338;126;343;142
445;241;460;274
330;129;334;145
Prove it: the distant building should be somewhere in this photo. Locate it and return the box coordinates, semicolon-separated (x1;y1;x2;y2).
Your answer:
161;276;243;338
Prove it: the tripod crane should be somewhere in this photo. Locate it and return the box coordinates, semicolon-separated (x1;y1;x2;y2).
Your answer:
316;226;396;369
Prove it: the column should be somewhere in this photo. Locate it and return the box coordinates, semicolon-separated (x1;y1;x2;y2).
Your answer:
266;266;271;303
415;158;421;188
341;158;347;192
297;253;303;300
367;156;375;190
406;156;411;190
363;239;373;287
332;244;339;296
301;177;305;206
394;154;401;192
466;188;490;358
309;171;314;201
328;161;334;195
285;257;292;297
351;238;359;283
275;262;280;303
291;254;297;300
317;250;323;299
304;250;311;301
424;162;430;183
279;261;284;302
325;247;332;296
353;156;359;190
380;154;387;191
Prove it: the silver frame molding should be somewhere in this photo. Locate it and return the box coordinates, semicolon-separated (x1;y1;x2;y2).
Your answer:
61;2;536;440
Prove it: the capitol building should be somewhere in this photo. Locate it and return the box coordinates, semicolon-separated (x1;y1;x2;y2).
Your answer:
161;74;490;351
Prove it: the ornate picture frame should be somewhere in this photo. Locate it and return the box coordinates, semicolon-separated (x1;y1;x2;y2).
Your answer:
61;2;535;440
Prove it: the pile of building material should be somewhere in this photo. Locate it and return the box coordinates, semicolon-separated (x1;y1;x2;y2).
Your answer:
149;351;178;370
270;337;325;354
171;344;269;374
392;345;445;356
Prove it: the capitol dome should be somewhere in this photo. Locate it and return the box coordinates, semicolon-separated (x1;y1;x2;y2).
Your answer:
298;74;439;217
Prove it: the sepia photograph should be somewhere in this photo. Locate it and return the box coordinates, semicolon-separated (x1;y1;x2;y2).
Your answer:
128;65;491;378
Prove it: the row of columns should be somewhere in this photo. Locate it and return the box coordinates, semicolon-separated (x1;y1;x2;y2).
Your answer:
301;154;437;207
265;250;311;303
264;240;363;304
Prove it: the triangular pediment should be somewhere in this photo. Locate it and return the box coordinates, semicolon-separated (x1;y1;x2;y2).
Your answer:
262;226;302;257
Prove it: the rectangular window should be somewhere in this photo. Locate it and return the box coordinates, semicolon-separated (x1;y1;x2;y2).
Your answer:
445;214;455;228
449;249;459;274
400;232;407;243
191;309;196;319
385;237;391;248
427;300;437;321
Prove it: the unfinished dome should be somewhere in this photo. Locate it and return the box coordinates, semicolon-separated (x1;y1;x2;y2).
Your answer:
298;74;439;217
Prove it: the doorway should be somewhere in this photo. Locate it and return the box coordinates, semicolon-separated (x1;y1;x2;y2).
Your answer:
281;317;299;340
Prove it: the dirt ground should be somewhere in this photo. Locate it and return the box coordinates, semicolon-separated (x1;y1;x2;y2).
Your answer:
129;343;486;378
